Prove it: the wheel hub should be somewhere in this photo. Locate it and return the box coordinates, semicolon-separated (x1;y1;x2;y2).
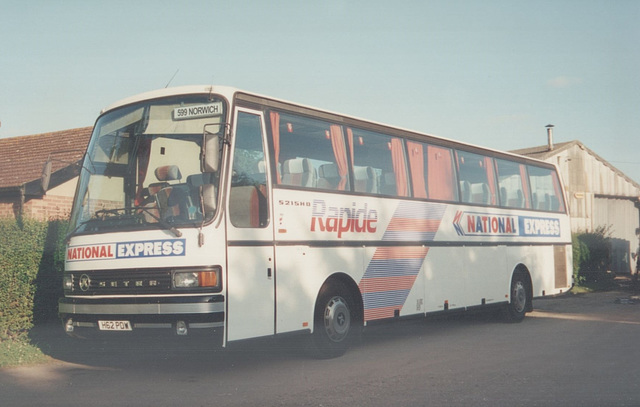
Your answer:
324;296;351;342
512;281;527;313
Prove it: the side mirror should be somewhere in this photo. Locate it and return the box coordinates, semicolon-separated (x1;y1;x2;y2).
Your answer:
39;149;87;193
201;184;217;215
41;159;53;192
202;124;220;173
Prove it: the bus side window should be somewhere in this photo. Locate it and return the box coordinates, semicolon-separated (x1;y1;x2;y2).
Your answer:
406;141;459;202
455;150;497;205
348;129;410;197
495;159;531;209
527;165;566;213
271;112;350;191
230;112;269;228
426;145;457;201
282;158;316;188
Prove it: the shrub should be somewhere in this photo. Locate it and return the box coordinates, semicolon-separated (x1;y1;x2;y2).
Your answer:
572;226;612;283
571;233;588;285
0;218;67;341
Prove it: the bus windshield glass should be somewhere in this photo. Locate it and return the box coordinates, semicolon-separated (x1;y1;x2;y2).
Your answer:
69;95;226;236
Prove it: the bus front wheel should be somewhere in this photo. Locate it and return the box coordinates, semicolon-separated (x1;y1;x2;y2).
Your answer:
310;282;356;358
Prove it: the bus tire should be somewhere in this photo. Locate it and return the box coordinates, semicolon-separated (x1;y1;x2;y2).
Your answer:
310;281;357;359
505;272;530;323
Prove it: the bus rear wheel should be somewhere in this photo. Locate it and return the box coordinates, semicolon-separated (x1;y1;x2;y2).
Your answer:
310;282;357;358
505;272;530;322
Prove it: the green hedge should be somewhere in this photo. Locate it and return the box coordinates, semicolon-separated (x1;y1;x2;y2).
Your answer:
572;226;612;284
0;218;67;341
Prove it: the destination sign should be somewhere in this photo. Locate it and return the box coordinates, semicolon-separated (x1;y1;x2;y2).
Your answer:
173;102;223;120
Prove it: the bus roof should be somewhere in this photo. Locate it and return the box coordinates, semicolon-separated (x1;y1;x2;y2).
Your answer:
100;85;240;114
99;85;554;168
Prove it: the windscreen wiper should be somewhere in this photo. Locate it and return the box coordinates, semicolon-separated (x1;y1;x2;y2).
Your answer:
133;206;182;237
94;207;182;237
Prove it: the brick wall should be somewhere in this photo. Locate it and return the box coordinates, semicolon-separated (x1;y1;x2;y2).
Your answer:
0;194;73;221
0;199;20;219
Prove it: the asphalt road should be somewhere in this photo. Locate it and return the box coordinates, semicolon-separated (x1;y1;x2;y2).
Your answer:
2;283;639;407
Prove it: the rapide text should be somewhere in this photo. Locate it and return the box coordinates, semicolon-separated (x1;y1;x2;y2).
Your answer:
310;199;378;238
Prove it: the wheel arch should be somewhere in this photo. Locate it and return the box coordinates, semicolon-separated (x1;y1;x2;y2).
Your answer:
316;272;364;326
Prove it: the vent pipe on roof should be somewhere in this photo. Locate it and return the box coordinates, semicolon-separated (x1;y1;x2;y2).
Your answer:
546;124;555;151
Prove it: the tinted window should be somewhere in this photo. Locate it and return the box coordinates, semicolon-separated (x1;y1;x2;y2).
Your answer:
528;165;566;212
230;112;269;228
271;111;350;191
348;128;410;197
407;141;458;201
495;159;530;209
456;150;497;205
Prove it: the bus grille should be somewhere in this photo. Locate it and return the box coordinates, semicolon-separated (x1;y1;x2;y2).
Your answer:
67;269;172;295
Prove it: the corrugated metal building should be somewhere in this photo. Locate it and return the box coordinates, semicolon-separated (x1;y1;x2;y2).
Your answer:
512;134;640;274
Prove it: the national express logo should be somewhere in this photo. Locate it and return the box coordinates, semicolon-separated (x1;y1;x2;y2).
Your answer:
67;239;186;262
310;199;378;238
453;211;561;237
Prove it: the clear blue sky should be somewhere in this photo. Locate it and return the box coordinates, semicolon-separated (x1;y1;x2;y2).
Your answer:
2;1;639;182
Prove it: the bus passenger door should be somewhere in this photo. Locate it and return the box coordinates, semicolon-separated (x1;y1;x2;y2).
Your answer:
225;109;275;342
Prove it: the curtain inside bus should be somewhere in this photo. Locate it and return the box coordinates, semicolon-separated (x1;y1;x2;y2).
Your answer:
427;145;456;201
407;141;427;199
484;157;497;205
270;111;281;183
329;125;349;190
519;164;531;208
390;138;409;197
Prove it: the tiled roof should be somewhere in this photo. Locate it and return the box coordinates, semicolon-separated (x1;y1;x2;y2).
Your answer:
0;127;92;190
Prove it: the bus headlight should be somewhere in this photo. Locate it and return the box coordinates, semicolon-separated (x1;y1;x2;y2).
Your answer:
63;274;74;292
172;268;221;290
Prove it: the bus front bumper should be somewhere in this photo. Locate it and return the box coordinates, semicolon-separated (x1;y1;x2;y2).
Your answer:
59;295;224;334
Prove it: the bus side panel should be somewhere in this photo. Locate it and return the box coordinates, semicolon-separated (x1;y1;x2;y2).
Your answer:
506;244;536;286
463;246;508;307
275;246;363;335
226;245;275;341
422;247;467;312
401;250;427;317
527;244;572;297
360;245;428;321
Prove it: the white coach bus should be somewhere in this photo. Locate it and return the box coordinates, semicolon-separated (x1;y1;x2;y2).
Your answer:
58;85;572;357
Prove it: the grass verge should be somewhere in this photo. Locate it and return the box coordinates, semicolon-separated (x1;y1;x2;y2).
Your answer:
571;275;626;294
0;339;51;369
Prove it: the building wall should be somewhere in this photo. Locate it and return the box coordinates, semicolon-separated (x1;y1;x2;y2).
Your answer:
546;144;640;273
0;199;20;219
552;144;640;233
0;178;78;221
24;194;75;220
593;197;639;273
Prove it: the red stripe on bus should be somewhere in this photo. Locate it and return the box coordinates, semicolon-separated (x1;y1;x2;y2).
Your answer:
359;275;417;293
371;247;430;259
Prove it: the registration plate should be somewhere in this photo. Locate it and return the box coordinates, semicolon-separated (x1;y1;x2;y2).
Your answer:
98;320;132;331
